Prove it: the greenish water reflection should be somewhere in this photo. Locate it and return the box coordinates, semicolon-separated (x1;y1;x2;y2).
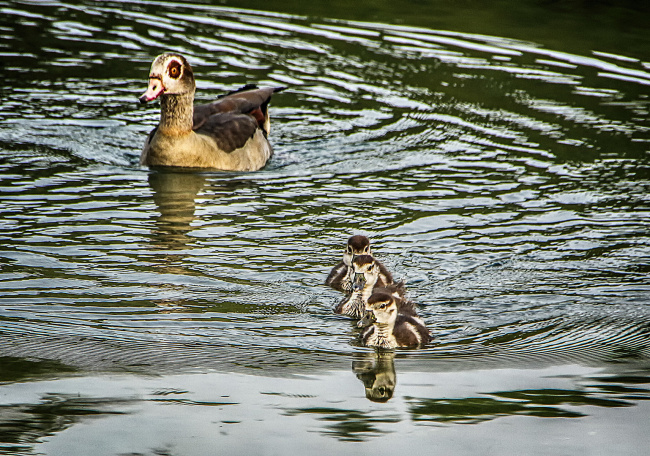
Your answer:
1;364;649;454
220;0;650;55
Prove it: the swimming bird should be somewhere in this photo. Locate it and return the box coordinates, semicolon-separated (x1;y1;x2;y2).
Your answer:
334;254;413;320
325;235;392;293
360;292;430;349
139;52;284;170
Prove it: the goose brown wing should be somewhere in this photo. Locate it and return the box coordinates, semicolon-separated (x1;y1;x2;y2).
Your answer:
194;112;260;153
193;86;284;132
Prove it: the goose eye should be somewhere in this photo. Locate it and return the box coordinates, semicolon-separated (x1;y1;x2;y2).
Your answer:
168;61;181;79
347;247;352;254
364;247;369;253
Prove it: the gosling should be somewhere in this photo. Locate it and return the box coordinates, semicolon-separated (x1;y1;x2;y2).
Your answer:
360;292;430;349
335;254;413;320
326;235;392;293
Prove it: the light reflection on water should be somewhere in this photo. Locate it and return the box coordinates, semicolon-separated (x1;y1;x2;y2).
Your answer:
2;361;650;454
1;0;650;453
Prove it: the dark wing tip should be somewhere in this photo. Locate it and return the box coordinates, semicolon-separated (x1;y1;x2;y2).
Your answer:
218;84;259;99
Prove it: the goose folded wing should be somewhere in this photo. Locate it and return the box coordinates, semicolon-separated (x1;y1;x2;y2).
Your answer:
194;112;260;153
193;86;283;131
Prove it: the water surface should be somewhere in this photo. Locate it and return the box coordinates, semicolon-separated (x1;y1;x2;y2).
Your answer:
1;0;649;454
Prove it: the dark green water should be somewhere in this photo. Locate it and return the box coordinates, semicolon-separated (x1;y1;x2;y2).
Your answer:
1;0;649;454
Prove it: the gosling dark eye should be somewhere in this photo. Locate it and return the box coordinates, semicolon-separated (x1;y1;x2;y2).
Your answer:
364;247;369;253
168;61;181;79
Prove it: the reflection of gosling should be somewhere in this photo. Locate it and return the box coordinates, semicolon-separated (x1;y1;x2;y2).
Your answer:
326;235;392;293
352;352;396;403
361;292;430;349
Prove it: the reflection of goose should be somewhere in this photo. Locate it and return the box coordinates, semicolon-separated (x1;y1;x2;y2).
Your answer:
325;235;392;292
139;53;284;170
335;254;413;320
145;170;255;311
149;170;207;239
146;170;208;284
148;170;255;242
360;292;430;349
352;351;396;403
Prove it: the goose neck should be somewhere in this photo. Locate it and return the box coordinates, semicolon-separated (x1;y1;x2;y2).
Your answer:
159;92;194;136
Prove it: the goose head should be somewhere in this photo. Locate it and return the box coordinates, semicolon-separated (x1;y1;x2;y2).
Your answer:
364;292;398;327
140;53;195;104
343;235;371;267
351;254;380;292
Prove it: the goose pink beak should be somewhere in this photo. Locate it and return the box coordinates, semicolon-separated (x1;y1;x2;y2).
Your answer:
139;78;165;103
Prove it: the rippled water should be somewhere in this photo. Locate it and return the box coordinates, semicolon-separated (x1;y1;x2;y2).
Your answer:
1;0;650;454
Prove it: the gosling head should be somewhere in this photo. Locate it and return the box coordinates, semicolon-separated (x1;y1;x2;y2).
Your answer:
367;292;398;326
343;235;371;266
351;254;380;292
140;53;195;103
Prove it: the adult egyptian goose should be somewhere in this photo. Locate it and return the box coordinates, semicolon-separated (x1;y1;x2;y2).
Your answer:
334;254;414;320
139;53;284;170
325;235;392;293
360;292;430;349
